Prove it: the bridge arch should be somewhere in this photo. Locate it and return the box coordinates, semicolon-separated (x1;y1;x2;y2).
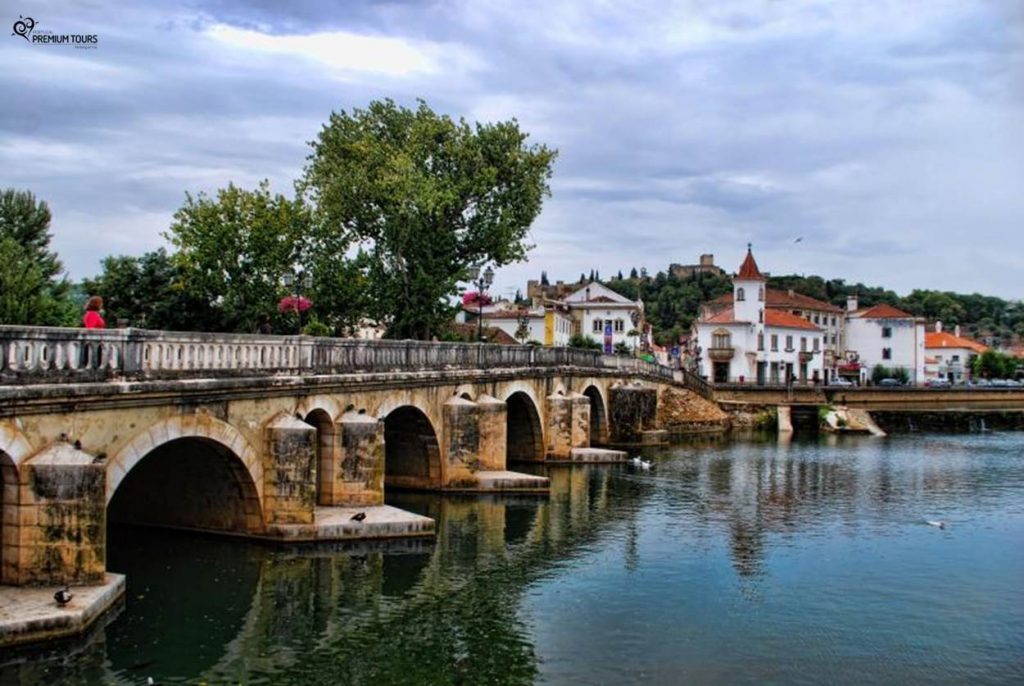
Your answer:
383;406;442;490
582;385;608;446
506;391;544;462
303;408;339;506
107;432;263;535
108;416;262;506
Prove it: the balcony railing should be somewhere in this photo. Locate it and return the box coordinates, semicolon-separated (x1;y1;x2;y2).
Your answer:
0;326;710;396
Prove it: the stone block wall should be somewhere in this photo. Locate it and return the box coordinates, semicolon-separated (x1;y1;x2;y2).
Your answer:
17;444;105;585
337;412;384;506
263;416;317;525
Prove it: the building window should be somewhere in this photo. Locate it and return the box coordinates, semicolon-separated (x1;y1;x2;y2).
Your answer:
952;354;960;362
882;347;892;360
831;334;837;345
737;288;745;302
713;331;732;349
758;310;764;323
771;334;778;352
882;326;892;338
813;315;820;324
758;286;764;301
813;338;819;352
786;335;794;351
593;319;603;333
614;319;624;333
800;337;807;352
831;317;836;327
758;332;764;351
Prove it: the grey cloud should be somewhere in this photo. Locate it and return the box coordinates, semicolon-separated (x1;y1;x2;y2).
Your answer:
1;0;1022;298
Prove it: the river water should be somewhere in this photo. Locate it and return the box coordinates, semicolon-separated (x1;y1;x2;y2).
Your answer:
2;432;1022;685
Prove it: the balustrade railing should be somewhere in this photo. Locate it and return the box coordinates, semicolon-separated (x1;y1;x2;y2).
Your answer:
0;326;708;394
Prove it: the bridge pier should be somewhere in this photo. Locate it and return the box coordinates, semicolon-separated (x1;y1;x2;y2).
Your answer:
264;415;317;526
13;443;106;586
545;392;591;460
336;411;384;506
442;395;548;493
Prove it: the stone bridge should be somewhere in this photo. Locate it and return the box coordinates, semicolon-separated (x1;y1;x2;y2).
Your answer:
0;326;712;596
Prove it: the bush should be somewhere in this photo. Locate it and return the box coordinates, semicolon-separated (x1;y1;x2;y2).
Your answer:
569;334;602;350
613;341;632;355
301;315;333;337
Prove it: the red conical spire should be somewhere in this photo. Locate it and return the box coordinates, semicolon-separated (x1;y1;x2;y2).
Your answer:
736;243;764;280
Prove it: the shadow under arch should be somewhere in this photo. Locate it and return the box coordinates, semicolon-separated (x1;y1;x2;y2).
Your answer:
107;436;263;535
0;451;16;584
304;408;338;506
505;391;544;462
383;406;442;490
582;385;608;446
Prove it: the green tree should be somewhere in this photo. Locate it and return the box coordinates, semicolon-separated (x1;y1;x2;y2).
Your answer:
613;341;631;355
302;98;556;340
629;267;638;279
81;248;216;330
540;270;549;286
167;181;312;333
568;333;601;350
972;350;1019;379
871;364;891;384
0;189;74;325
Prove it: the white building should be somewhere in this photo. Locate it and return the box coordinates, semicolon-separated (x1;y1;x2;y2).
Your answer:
924;322;987;383
563;282;645;353
702;287;845;382
694;247;825;384
480;305;574;346
844;297;926;384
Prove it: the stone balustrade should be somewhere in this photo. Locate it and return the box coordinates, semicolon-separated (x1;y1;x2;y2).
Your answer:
0;326;708;394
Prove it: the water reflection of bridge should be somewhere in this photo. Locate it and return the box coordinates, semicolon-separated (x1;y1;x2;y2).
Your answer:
2;434;994;683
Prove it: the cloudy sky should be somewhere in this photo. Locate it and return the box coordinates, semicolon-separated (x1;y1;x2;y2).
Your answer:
3;0;1023;299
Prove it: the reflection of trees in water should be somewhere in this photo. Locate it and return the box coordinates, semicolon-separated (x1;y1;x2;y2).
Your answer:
2;463;652;684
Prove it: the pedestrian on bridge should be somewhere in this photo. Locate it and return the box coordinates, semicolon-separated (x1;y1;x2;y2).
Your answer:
82;296;106;329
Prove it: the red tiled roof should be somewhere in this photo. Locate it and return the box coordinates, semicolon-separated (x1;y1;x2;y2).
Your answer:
765;310;821;331
855;303;915;319
704;309;738;324
701;307;821;331
736;246;765;280
925;331;987;354
706;288;842;313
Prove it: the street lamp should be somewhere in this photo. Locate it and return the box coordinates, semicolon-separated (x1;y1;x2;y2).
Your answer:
282;271;313;335
468;263;495;342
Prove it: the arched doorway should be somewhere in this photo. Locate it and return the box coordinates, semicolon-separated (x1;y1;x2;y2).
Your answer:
304;409;338;506
383;407;441;490
582;386;608;446
0;452;16;584
108;437;263;535
506;392;544;462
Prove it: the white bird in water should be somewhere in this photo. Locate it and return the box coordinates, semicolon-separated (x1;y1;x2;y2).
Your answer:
926;520;947;529
631;456;642;467
639;460;653;471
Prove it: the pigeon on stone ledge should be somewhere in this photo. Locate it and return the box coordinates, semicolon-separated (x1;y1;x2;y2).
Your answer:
350;512;367;522
54;585;73;607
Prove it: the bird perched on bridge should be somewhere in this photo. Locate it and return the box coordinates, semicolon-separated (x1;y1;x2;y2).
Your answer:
54;585;74;607
350;512;367;522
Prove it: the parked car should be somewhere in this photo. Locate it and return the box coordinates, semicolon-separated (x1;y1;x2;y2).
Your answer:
926;378;951;388
1005;379;1022;388
830;378;854;387
968;378;992;387
878;378;902;387
991;379;1009;387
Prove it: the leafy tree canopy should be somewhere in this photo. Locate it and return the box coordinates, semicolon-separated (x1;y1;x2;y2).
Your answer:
302;98;556;339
